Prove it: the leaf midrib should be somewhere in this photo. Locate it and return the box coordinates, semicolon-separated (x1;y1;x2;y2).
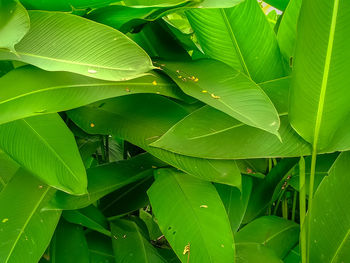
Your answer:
219;9;250;77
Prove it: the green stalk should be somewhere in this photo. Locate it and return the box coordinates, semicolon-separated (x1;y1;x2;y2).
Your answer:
282;198;288;219
306;148;317;262
291;190;297;222
299;156;306;263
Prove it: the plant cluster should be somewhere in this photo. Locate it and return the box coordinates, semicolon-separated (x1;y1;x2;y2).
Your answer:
0;0;348;262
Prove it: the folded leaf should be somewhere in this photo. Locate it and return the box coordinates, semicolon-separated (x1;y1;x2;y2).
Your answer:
0;65;188;125
0;114;87;195
158;59;280;135
19;0;117;11
0;170;61;263
86;232;115;263
148;169;235;263
0;11;153;81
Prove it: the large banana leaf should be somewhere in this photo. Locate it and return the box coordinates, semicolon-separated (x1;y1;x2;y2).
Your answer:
0;170;61;263
0;65;188;125
309;151;350;262
289;0;350;150
111;218;167;262
158;59;280;135
235;244;282;263
148;169;235;263
0;11;153;81
0;114;87;195
50;220;90;263
0;0;29;52
68;94;242;187
236;216;299;258
47;153;161;210
123;0;243;8
186;0;285;83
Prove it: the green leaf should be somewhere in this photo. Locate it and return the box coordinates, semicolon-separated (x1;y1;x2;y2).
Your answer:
288;153;339;195
197;0;243;8
63;205;111;237
0;11;153;81
276;0;302;62
235;243;282;263
289;0;350;150
0;152;19;192
215;176;253;232
151;107;311;159
157;59;280;135
148;169;235;263
236;216;299;258
0;114;87;195
309;151;350;262
186;0;285;83
283;245;300;263
0;0;29;52
243;158;298;223
50;219;89;263
0;169;61;263
264;0;290;11
99;176;154;217
86;232;115;263
139;209;163;241
68;94;242;187
19;0;117;11
110;218;166;262
0;61;14;77
0;65;188;125
47;153;161;210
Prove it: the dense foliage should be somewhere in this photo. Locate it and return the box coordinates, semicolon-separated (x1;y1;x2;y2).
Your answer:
0;0;348;262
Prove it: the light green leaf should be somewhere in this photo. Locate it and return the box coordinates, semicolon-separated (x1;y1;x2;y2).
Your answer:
0;114;87;195
186;0;285;83
148;169;235;263
63;205;111;237
47;153;161;210
309;152;350;262
236;216;299;258
139;209;163;241
289;0;350;150
283;245;300;263
68;94;242;187
197;0;243;8
111;218;167;262
0;170;61;263
0;11;153;81
0;0;29;52
158;59;280;135
50;220;89;263
0;65;188;125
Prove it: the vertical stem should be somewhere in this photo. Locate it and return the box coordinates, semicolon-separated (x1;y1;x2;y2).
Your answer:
282;198;288;219
100;135;106;163
291;190;297;222
299;156;307;263
306;147;317;262
105;135;109;162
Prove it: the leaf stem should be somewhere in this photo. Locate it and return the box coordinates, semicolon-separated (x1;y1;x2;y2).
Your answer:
291;190;297;222
299;156;306;263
